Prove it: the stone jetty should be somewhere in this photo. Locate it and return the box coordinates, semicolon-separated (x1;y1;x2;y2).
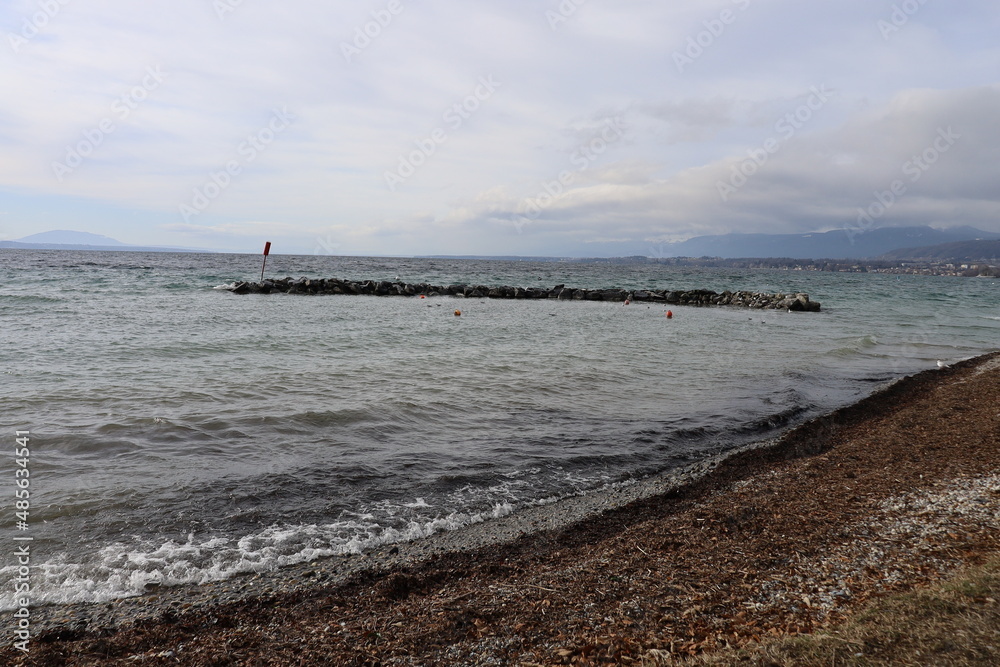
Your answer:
227;278;821;311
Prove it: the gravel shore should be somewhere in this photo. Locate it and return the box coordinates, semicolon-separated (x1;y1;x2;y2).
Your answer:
6;351;999;665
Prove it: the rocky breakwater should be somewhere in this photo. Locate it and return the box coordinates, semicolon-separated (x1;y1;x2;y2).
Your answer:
228;278;821;311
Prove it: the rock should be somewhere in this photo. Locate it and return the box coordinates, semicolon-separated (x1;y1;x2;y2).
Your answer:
778;297;803;311
224;278;820;312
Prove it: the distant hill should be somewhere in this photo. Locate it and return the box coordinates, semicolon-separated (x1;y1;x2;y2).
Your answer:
660;226;1000;260
0;230;212;253
418;255;566;261
880;240;1000;264
16;230;127;246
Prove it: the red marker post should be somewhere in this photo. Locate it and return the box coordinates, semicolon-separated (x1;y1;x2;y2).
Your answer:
260;241;271;281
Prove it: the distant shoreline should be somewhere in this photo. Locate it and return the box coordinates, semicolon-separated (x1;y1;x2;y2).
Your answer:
2;245;994;276
0;242;214;253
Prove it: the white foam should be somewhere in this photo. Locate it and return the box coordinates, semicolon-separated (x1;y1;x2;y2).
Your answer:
973;355;1000;376
0;465;645;611
0;502;519;610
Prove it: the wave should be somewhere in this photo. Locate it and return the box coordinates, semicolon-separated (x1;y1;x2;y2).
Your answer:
0;458;657;610
0;503;516;610
0;294;65;304
825;334;880;358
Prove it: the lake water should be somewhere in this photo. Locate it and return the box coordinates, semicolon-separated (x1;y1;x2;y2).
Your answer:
1;249;997;609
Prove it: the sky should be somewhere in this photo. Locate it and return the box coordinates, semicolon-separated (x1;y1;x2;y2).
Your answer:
1;0;999;256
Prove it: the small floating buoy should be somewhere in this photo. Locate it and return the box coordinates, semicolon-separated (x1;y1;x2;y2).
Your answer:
420;295;426;299
623;299;630;306
666;310;673;319
454;310;461;316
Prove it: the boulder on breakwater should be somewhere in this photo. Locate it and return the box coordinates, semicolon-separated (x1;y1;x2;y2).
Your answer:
226;278;821;311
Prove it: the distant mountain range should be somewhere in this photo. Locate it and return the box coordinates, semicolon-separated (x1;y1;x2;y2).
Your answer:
4;226;1000;262
659;226;1000;260
0;230;212;253
880;239;1000;263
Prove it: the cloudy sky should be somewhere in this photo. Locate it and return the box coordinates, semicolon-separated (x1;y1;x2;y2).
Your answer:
1;0;998;256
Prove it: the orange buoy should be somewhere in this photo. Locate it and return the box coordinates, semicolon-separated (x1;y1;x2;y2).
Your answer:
454;309;461;316
420;295;426;299
666;310;673;319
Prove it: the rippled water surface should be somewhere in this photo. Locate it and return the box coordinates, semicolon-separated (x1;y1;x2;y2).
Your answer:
1;250;997;608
